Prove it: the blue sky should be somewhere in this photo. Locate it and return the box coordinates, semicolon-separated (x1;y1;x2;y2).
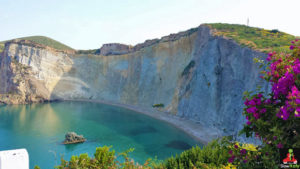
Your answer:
0;0;299;49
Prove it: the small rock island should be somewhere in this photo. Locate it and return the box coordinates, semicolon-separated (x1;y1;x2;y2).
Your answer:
63;132;86;144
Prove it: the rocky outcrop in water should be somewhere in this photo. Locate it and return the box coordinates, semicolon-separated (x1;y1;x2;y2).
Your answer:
63;132;86;144
0;24;269;140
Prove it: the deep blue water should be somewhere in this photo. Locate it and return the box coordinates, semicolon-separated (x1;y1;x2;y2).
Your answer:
0;101;202;168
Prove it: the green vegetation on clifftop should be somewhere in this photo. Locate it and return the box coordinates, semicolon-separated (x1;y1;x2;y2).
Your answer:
0;36;74;52
18;36;74;51
0;43;4;53
76;49;99;54
206;23;296;53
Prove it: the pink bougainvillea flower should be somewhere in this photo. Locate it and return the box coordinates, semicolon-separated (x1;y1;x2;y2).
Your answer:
284;106;291;120
272;72;295;99
290;45;295;50
277;143;283;148
284;65;291;72
253;112;260;119
290;85;300;97
228;155;235;163
248;100;257;106
295;108;300;117
266;52;274;61
295;99;300;104
244;98;250;106
270;61;280;74
276;112;282;119
268;52;273;57
247;107;258;114
260;108;266;114
264;99;271;104
240;149;247;155
276;104;293;120
293;59;300;74
254;98;262;105
274;100;280;104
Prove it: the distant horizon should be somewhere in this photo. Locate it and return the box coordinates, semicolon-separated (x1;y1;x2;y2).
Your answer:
1;0;299;49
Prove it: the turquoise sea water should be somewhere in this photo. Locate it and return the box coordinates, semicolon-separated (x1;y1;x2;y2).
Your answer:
0;101;202;168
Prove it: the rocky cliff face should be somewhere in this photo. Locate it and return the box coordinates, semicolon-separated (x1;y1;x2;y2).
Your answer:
99;43;131;56
0;40;73;103
0;25;269;138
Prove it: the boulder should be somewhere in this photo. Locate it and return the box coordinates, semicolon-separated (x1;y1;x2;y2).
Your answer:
63;132;86;144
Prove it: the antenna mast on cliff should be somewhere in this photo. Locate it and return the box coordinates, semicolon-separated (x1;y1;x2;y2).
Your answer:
247;18;249;26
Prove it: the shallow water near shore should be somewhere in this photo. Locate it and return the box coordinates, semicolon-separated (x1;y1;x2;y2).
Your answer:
0;101;202;168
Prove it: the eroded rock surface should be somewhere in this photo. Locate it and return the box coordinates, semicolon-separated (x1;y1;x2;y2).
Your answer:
99;43;131;56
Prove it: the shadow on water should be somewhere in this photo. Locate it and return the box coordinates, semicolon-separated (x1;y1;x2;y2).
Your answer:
62;139;98;152
165;140;192;150
128;125;157;136
64;143;82;152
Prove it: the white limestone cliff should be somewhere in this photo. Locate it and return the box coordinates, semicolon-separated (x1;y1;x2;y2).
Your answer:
0;25;269;140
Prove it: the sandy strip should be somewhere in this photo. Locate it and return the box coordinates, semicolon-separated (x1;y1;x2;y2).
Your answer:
63;99;222;145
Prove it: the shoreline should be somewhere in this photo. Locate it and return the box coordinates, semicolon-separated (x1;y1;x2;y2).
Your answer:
63;99;222;145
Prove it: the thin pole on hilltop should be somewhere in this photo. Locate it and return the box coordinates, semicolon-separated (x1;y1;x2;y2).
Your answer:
247;18;249;27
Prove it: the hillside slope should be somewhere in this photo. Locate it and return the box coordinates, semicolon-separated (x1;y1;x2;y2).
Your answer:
0;36;74;53
206;23;295;53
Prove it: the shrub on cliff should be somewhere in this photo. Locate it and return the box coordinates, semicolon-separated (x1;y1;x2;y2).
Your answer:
152;138;234;169
0;43;4;53
227;39;300;168
152;103;164;108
